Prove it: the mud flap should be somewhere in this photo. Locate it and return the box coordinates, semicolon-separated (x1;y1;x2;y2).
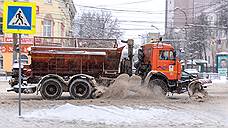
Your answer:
188;80;208;101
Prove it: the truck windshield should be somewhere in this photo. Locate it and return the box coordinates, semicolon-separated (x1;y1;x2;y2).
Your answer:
159;50;169;60
170;51;175;60
159;50;175;60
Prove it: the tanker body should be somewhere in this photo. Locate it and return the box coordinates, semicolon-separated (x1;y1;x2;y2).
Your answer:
8;37;124;100
27;46;123;83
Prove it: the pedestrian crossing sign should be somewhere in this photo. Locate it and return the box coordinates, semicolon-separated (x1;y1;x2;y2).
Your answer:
3;2;36;34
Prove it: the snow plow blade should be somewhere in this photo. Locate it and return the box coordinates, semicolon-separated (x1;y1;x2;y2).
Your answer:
188;80;208;101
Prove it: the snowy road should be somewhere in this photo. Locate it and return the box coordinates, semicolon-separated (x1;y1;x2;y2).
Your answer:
23;103;225;127
0;80;228;128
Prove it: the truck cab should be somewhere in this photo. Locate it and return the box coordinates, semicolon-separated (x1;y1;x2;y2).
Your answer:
134;41;183;94
145;43;181;80
135;42;181;80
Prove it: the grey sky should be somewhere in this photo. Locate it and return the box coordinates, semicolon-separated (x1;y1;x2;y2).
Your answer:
73;0;166;40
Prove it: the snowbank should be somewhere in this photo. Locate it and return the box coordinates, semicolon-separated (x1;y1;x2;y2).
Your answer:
0;76;11;81
212;79;228;85
23;103;219;126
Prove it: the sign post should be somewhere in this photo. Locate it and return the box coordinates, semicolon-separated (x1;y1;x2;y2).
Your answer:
3;2;36;117
18;33;22;116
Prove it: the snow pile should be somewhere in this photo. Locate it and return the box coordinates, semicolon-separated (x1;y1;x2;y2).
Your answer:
212;79;228;85
0;76;11;81
23;103;218;125
212;79;228;88
102;74;164;99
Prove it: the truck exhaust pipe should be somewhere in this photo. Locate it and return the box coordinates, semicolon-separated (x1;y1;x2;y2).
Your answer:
121;39;134;76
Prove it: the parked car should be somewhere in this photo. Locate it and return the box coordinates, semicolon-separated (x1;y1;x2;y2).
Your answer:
184;69;199;78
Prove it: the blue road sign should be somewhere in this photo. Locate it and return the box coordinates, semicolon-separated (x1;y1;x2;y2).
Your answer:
7;6;32;30
3;2;36;34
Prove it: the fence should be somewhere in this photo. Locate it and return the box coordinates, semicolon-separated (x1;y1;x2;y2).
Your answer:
33;36;118;48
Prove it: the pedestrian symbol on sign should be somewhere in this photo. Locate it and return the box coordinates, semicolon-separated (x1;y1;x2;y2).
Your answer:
8;8;30;27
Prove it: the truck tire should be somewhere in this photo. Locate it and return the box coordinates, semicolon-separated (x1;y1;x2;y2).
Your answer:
40;78;63;100
69;79;92;99
148;79;168;96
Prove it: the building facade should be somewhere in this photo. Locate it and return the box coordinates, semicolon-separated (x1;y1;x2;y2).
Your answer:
166;0;216;34
0;0;76;73
165;0;194;37
197;1;228;68
165;0;228;71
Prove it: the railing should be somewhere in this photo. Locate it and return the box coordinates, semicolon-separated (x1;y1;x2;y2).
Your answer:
199;72;220;80
33;36;118;48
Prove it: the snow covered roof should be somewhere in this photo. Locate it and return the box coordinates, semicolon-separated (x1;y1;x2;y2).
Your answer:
216;52;228;55
32;50;107;56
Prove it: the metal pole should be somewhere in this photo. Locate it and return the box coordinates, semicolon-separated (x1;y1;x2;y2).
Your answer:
165;0;168;37
13;34;18;64
13;0;18;64
127;39;134;76
18;34;22;117
175;8;188;69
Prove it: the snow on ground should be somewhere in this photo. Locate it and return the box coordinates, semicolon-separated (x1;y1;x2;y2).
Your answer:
0;76;11;81
23;103;223;126
1;78;228;128
212;79;228;85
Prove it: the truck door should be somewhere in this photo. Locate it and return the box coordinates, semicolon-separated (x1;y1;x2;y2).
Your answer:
157;50;178;80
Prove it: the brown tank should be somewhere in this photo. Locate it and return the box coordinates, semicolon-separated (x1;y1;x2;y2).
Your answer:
24;37;124;80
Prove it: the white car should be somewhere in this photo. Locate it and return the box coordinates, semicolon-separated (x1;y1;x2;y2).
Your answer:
184;69;199;77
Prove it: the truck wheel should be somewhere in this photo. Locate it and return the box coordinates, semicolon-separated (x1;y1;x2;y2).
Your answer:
40;78;63;100
69;79;92;99
149;79;168;96
188;81;207;97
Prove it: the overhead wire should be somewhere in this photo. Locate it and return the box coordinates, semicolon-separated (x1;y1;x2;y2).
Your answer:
96;0;154;7
58;0;228;13
45;0;228;20
75;4;164;14
35;0;228;35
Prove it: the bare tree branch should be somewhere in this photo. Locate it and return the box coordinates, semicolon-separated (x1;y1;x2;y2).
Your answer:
73;10;122;39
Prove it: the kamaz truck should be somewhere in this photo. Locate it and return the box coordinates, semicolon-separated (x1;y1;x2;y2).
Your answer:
8;36;209;100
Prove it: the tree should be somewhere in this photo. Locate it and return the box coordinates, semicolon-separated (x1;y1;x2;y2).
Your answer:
217;6;228;46
217;6;228;29
186;13;209;60
74;10;122;39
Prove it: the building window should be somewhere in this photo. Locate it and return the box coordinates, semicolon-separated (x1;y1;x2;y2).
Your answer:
44;0;52;3
61;23;65;37
43;19;52;37
0;54;3;69
0;17;3;35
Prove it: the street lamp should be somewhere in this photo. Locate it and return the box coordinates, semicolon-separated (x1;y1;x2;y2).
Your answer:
174;7;188;69
138;34;146;44
174;7;188;26
151;25;160;32
174;7;188;39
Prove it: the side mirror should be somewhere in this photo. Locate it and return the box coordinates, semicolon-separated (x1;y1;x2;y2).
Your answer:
173;51;177;60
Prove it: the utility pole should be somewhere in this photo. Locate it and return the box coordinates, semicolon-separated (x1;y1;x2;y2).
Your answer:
192;0;195;22
13;0;18;64
165;0;168;37
12;33;18;63
175;7;188;69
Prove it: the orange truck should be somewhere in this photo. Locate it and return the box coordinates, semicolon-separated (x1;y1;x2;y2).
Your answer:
8;37;208;100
